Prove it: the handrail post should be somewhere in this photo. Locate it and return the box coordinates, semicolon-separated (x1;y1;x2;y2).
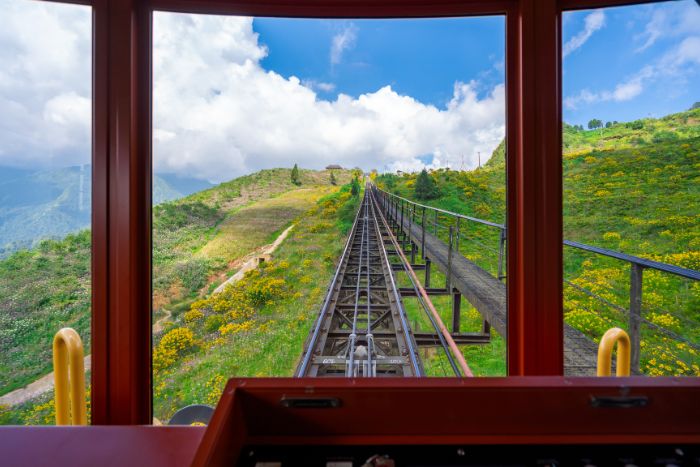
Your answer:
629;264;643;374
434;209;438;235
421;207;426;260
597;327;631;377
498;228;506;280
53;328;87;425
447;226;453;291
455;217;460;256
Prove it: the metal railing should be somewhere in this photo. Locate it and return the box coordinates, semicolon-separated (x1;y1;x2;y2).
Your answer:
375;186;700;374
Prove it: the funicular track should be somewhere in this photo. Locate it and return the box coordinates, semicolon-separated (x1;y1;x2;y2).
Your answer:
297;188;470;378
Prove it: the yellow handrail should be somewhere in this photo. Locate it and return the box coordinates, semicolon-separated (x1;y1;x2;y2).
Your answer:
53;328;87;425
597;327;631;377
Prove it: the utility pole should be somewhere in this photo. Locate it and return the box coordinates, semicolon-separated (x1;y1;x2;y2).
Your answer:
478;151;481;169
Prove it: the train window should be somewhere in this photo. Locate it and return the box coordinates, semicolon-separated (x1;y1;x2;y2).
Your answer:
0;0;93;424
562;0;700;377
151;12;507;422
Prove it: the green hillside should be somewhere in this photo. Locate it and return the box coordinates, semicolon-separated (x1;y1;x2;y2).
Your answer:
377;107;700;376
0;167;351;397
0;176;360;425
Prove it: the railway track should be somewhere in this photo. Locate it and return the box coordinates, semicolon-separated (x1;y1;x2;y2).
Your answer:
297;187;469;378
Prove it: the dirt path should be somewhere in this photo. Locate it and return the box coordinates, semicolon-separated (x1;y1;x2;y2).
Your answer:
152;308;172;334
213;224;294;294
0;356;91;407
1;308;176;408
0;224;296;409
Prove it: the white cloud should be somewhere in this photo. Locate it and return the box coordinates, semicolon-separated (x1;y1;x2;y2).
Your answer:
0;0;91;167
563;10;605;58
564;66;652;109
636;9;665;52
0;6;505;181
565;28;700;111
661;36;700;69
636;1;700;52
330;24;357;66
151;13;504;181
301;80;336;93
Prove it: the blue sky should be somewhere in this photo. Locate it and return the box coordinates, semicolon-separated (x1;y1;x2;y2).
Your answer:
254;17;505;106
562;1;700;126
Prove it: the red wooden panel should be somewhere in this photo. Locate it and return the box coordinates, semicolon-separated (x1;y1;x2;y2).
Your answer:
91;0;153;425
148;0;516;18
0;426;204;467
560;0;675;12
193;378;700;465
507;0;564;375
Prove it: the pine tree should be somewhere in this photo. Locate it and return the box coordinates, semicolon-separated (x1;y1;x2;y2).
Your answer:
414;169;439;200
350;177;361;197
291;164;300;185
330;171;337;186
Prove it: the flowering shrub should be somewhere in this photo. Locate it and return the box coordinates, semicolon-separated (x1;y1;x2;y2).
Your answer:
602;232;621;242
184;309;204;324
153;327;195;371
204;314;225;333
205;374;227;405
24;399;55;425
309;221;332;233
647;312;680;331
246;276;287;307
219;320;254;336
643;340;699;376
564;308;612;342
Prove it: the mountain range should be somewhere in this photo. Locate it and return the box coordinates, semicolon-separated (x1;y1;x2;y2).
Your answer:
0;166;211;257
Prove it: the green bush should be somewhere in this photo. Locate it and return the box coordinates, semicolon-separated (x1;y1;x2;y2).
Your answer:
204;314;225;333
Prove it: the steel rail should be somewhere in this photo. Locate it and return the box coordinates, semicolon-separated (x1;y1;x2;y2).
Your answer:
370;187;473;377
368;190;423;377
371;188;461;376
296;195;363;377
347;199;368;377
299;188;424;377
366;198;374;377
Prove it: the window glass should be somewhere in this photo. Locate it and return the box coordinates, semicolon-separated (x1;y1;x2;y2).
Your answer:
151;12;506;423
562;1;700;376
0;0;92;424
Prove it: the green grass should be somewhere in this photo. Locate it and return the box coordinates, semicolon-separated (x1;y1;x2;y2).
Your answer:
0;231;91;394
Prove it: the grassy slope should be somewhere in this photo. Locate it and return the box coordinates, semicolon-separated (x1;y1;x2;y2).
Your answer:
377;108;700;376
0;168;350;397
153;168;352;317
0;231;91;394
152;184;360;420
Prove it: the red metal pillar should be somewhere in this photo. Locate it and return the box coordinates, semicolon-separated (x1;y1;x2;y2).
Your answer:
91;0;153;424
506;0;564;375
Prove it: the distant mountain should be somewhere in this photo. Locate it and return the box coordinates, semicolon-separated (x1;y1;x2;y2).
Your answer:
0;166;212;257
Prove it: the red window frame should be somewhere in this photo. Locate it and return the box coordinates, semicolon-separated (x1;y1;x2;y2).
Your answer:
34;0;681;424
